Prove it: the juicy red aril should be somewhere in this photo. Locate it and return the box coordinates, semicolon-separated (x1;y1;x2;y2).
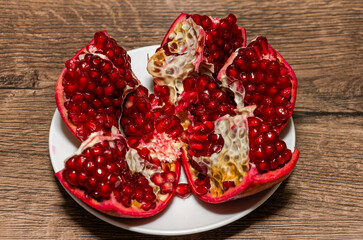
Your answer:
151;173;165;186
223;181;236;191
194;177;210;195
160;182;173;194
247;117;292;172
63;170;78;186
175;183;192;199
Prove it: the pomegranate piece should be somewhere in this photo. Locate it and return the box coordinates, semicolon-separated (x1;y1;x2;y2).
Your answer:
172;72;299;203
182;106;299;203
55;129;182;218
147;13;247;103
217;36;298;133
55;31;139;141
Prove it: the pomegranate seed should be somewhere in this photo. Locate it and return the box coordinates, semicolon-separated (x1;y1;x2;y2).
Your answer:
264;131;277;143
141;201;152;211
93;168;109;181
276;106;288;119
122;186;134;197
284;149;292;161
65;157;76;170
269;158;279;170
94;31;108;49
75;155;87;171
77;172;88;186
226;65;238;79
144;192;156;201
276;140;287;153
63;170;78;186
277;154;286;165
175;183;192;199
250;147;266;162
196;184;209;195
257;159;269;172
86;177;97;189
121;195;131;208
183;77;196;91
97;182;112;197
151;173;165;186
164;171;176;183
160;182;173;194
223;181;236;191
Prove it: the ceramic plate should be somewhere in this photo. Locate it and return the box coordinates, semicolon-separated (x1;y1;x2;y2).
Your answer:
49;45;296;236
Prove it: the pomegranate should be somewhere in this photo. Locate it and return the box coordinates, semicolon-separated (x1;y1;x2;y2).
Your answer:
55;128;182;217
55;12;300;216
172;74;299;203
217;36;297;133
147;13;246;102
175;183;192;199
55;31;139;141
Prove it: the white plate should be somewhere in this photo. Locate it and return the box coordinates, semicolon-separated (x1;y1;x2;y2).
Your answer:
49;45;296;236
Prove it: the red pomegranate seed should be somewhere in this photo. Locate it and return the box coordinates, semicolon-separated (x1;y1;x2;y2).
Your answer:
97;182;112;197
151;173;165;186
164;171;177;183
223;181;236;191
65;157;76;170
175;183;192;199
63;170;78;186
160;182;173;194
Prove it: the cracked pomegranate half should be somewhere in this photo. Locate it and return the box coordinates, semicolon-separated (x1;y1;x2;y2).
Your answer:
55;31;139;141
55;128;182;217
174;75;299;203
147;13;246;102
217;36;297;133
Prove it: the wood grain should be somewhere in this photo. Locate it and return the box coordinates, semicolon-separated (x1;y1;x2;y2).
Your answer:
0;0;362;239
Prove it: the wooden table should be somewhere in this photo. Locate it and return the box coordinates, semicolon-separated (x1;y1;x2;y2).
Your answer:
0;0;362;239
